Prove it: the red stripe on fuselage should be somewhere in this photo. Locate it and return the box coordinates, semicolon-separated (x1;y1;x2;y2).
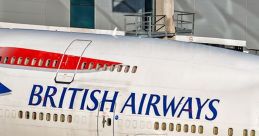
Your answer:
0;47;121;70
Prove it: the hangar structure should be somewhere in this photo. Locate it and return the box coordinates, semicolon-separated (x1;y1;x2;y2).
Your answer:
0;0;153;30
0;0;258;53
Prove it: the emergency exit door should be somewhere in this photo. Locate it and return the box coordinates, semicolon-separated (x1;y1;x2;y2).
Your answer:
97;102;115;136
55;40;91;84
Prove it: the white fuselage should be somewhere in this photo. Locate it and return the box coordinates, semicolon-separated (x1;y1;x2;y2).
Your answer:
0;28;258;136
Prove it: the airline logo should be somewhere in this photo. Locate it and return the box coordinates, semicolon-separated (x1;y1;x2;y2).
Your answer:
0;83;12;95
29;84;220;121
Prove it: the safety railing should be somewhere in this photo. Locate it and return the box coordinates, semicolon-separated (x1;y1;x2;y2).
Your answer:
124;12;169;38
125;10;195;37
245;49;259;55
174;10;195;34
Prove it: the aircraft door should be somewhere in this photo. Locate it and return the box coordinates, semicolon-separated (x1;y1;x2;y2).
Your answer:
55;40;92;84
97;102;116;136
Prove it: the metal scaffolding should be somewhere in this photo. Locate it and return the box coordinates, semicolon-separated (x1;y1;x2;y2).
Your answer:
174;10;195;34
124;12;171;38
124;10;195;38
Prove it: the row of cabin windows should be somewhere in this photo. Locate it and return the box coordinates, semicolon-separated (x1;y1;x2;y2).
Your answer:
0;56;138;73
154;122;204;134
154;122;256;136
18;111;72;123
226;128;255;136
81;62;137;73
0;56;59;68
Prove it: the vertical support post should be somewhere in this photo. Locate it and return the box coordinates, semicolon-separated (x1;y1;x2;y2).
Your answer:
141;13;144;33
124;16;126;32
135;16;138;36
180;14;183;29
164;15;168;37
164;0;175;37
192;13;195;34
176;14;179;29
148;16;152;37
152;0;156;32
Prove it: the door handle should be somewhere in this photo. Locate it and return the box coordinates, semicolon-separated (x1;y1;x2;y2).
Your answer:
102;116;106;128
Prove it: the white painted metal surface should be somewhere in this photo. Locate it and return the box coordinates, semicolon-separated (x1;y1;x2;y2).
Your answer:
175;35;247;47
0;29;258;136
0;22;125;36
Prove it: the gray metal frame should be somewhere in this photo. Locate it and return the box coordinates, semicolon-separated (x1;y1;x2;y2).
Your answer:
124;12;170;38
174;10;195;34
124;10;195;38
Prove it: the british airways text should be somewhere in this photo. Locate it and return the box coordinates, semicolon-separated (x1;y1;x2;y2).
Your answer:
28;84;220;121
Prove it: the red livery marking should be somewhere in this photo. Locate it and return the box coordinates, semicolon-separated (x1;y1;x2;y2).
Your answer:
0;47;121;70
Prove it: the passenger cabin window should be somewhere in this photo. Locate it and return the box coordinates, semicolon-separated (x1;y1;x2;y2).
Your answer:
161;122;166;131
11;57;15;64
191;125;196;133
0;56;2;62
213;127;219;135
45;59;51;67
25;111;30;119
24;58;30;65
243;129;248;136
81;62;87;69
38;59;43;66
60;114;65;122
88;62;93;70
67;115;72;123
18;111;23;119
46;113;51;121
183;124;188;133
124;65;130;73
110;65;115;72
132;66;137;73
251;130;255;136
96;63;101;71
4;57;8;64
32;112;37;120
154;122;159;130
39;112;44;121
31;58;37;66
176;124;181;132
169;123;174;131
17;57;23;65
228;128;233;136
198;125;204;134
103;64;108;71
53;114;58;122
117;65;123;72
52;60;58;68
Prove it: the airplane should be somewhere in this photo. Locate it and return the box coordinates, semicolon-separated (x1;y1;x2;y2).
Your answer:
0;28;258;136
